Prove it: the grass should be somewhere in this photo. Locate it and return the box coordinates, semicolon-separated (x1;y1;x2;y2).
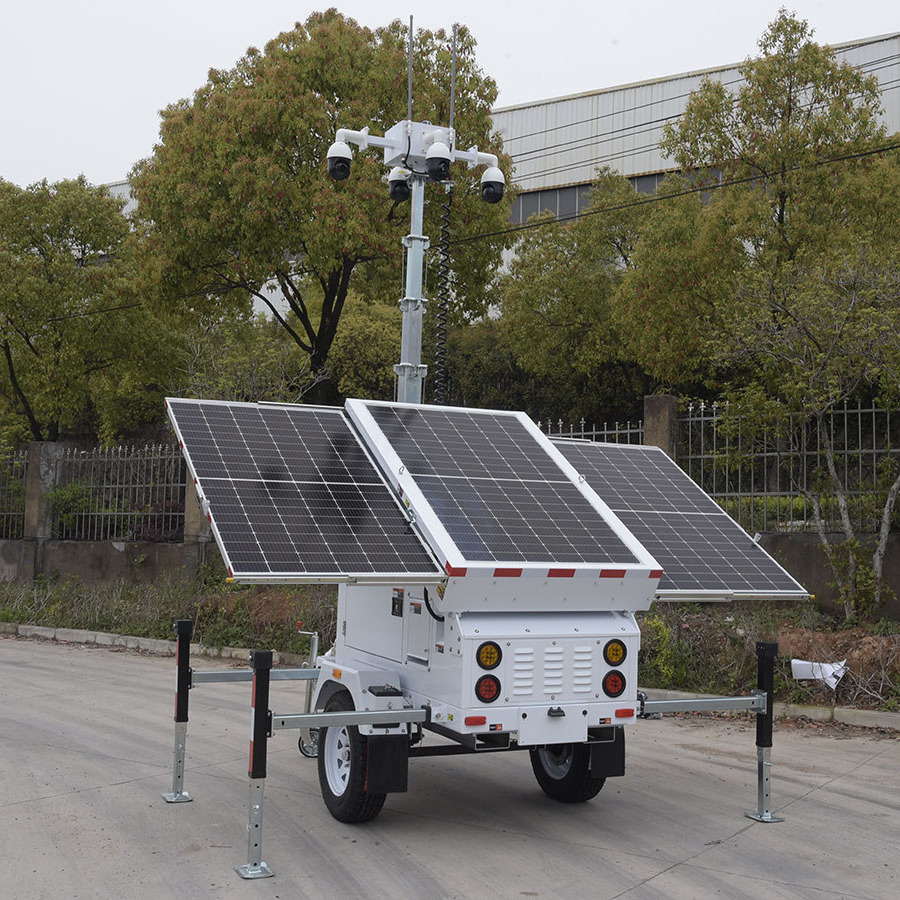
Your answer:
0;569;337;659
636;600;900;712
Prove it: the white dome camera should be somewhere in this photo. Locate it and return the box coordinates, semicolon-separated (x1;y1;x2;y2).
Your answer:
425;141;452;182
388;167;411;202
326;140;353;181
480;166;505;204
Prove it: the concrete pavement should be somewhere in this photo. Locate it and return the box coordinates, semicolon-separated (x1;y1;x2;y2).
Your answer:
1;635;897;899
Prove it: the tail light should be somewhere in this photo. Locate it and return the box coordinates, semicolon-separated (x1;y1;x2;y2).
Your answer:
475;674;501;703
603;670;626;698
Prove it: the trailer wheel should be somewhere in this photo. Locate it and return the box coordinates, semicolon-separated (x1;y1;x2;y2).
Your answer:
317;691;386;823
529;743;605;803
298;727;318;758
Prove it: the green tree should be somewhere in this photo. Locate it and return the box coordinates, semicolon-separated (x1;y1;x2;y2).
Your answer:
329;296;401;400
498;170;650;421
177;311;314;404
623;10;900;618
0;177;170;443
130;11;512;401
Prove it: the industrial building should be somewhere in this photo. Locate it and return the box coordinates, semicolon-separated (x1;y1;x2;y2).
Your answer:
492;32;900;225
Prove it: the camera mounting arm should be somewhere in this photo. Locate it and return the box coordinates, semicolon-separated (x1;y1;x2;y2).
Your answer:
325;119;505;404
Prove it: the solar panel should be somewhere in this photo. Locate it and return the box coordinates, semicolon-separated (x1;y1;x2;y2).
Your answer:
166;399;441;583
349;402;645;570
554;440;807;600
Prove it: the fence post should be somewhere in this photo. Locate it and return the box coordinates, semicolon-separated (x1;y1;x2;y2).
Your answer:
182;478;211;579
235;650;274;879
20;442;61;582
162;619;194;803
643;395;678;458
745;641;784;823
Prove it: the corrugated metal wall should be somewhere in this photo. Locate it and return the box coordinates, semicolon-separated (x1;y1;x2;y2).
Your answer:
494;33;900;213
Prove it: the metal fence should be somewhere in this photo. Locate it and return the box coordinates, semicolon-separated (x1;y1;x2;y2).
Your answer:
49;445;187;541
0;450;28;540
677;401;900;534
537;417;645;444
3;400;897;544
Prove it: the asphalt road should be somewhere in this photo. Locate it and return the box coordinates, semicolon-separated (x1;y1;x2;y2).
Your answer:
1;635;897;900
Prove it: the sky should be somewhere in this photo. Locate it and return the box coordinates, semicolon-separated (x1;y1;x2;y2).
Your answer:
2;1;897;187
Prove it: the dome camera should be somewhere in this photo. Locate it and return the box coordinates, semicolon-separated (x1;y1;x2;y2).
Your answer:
326;140;352;181
425;141;452;182
480;166;505;204
388;167;411;202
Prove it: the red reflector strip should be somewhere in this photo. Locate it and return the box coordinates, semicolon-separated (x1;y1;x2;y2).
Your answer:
649;569;663;579
548;568;576;578
445;562;467;577
493;567;522;577
615;708;635;718
599;569;626;578
465;716;487;726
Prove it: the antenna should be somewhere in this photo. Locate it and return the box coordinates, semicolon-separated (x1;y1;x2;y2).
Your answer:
407;16;414;123
449;23;458;132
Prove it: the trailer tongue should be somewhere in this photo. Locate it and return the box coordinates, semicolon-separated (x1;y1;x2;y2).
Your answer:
166;396;806;830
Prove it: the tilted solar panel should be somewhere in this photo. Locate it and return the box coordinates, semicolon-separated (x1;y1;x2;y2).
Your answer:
166;399;441;583
554;440;807;600
349;402;647;570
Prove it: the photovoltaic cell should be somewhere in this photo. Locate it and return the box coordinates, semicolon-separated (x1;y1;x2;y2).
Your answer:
554;441;807;598
166;399;440;581
362;404;640;566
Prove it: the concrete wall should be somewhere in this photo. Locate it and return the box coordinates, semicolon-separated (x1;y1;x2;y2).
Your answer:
762;533;900;619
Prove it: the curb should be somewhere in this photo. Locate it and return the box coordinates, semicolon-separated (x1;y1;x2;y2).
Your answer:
1;622;308;669
640;687;900;733
3;623;897;732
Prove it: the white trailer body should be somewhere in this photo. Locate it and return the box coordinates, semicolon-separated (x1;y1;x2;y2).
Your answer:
319;584;641;742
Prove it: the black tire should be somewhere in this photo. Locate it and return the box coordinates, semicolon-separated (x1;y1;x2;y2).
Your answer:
316;691;386;823
529;743;605;803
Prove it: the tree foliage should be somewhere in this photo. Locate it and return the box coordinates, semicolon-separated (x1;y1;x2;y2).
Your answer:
130;10;512;400
617;11;890;389
0;177;171;444
498;170;649;421
177;311;313;404
627;10;900;618
329;296;401;400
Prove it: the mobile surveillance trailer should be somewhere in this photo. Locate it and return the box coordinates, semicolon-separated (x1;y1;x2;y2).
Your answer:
166;397;806;824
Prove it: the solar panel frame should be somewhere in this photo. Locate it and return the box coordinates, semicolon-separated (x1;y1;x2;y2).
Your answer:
347;399;658;576
553;439;808;601
166;398;443;584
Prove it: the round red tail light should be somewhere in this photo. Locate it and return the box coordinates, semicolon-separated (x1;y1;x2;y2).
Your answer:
475;674;501;703
603;670;626;698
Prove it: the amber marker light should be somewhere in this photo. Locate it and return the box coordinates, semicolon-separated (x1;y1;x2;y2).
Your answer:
476;641;502;670
603;639;627;666
475;675;501;703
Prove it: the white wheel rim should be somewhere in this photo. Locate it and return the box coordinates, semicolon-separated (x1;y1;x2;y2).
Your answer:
324;725;352;796
538;745;573;779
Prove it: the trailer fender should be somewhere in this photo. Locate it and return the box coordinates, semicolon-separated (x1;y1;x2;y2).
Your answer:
311;662;411;736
